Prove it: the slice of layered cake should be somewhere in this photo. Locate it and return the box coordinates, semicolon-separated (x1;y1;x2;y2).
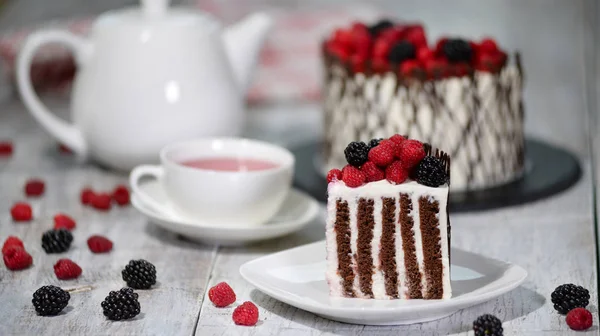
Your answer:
325;135;451;299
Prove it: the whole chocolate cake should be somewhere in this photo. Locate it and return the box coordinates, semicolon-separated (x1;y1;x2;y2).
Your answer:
325;135;451;299
322;20;524;191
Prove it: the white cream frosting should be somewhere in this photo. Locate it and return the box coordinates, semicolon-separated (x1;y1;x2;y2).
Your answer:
323;65;524;192
325;180;452;299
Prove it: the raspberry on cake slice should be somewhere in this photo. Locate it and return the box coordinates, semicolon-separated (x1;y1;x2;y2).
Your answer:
325;135;451;300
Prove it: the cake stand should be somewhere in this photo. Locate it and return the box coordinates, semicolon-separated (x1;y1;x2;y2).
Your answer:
291;139;582;212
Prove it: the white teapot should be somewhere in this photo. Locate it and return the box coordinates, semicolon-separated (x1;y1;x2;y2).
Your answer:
16;0;272;171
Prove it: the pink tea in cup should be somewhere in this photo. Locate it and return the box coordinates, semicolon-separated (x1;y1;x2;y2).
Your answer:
179;157;279;172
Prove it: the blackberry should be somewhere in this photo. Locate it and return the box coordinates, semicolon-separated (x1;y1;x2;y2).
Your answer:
414;156;448;187
344;141;369;167
388;41;416;64
32;285;70;316
368;138;383;150
368;19;393;36
442;38;473;63
122;259;157;289
41;229;73;253
551;284;590;314
473;314;503;336
101;287;141;321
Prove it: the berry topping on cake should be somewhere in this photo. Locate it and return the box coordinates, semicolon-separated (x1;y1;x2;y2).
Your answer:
400;60;424;78
368;19;394;36
388;41;416;64
32;285;70;316
3;246;33;270
327;168;343;183
11;202;32;222
397;139;426;168
551;284;590;314
53;213;76;230
342;165;366;188
368;144;395;167
209;282;237;308
368;138;383;149
472;314;503;336
389;134;406;145
385;161;408;184
2;236;24;254
87;235;113;253
414;156;449;187
479;38;499;54
24;179;45;197
122;259;157;289
54;258;82;280
344;141;369;167
41;229;73;254
442;38;473;63
232;301;259;326
101;287;141;321
566;308;593;331
361;161;385;182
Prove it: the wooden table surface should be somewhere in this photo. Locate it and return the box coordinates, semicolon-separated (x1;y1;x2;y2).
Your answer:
0;94;597;336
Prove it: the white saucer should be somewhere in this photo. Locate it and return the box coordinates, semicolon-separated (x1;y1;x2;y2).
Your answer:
131;182;319;246
240;241;527;325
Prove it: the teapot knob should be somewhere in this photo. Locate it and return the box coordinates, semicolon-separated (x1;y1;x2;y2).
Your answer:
141;0;170;17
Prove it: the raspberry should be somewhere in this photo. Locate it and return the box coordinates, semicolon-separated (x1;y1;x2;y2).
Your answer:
397;139;426;169
434;38;448;57
372;39;392;59
209;282;237;307
342;165;366;188
112;185;130;206
479;38;499;54
417;48;434;63
566;308;593;331
3;246;33;270
53;213;76;230
2;236;24;254
11;202;33;222
371;57;389;73
53;258;82;280
361;161;385;182
232;301;259;326
368;144;395;167
80;187;95;205
451;62;470;77
328;42;351;61
326;168;342;183
91;193;112;211
385;161;408;184
87;235;113;253
350;54;367;73
389;134;406;145
333;29;354;50
405;26;427;49
0;141;13;156
24;179;45;197
350;22;369;36
378;139;398;152
400;60;423;78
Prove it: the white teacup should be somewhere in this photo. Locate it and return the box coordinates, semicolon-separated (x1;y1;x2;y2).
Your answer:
129;138;294;227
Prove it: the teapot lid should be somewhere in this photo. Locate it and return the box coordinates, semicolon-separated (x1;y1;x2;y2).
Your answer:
94;0;220;32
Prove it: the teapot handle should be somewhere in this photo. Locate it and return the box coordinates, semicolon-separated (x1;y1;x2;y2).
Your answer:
16;30;89;158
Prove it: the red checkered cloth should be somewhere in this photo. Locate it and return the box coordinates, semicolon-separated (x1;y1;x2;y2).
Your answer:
0;3;383;103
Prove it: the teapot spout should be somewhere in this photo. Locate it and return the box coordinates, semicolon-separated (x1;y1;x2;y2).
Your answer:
222;12;273;94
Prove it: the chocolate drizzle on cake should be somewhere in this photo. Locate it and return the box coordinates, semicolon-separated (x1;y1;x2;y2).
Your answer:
418;197;444;299
334;199;355;297
357;198;375;298
380;197;399;298
399;194;423;299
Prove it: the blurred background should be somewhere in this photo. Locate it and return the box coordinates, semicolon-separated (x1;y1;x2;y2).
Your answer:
0;0;596;159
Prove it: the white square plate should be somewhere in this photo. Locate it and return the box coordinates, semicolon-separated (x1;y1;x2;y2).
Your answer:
240;241;527;325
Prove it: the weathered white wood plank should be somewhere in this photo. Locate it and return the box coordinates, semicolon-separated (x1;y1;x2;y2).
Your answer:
195;168;597;336
0;107;217;336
